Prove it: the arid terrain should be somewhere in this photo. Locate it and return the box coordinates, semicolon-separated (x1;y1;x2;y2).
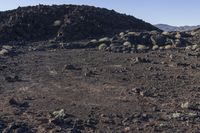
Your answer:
1;4;200;133
1;46;200;132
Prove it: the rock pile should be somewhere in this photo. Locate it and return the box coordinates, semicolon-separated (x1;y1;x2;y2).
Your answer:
0;5;160;44
87;30;195;53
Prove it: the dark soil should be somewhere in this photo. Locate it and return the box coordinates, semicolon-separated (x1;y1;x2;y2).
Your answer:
1;46;200;132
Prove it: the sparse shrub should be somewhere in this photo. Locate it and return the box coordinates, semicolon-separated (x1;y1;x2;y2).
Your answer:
98;43;107;50
52;109;66;118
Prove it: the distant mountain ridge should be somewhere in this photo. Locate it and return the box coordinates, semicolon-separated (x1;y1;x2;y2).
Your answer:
155;24;200;32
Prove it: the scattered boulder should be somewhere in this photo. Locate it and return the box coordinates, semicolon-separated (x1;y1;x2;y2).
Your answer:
137;44;148;52
123;41;132;48
98;37;111;44
164;45;173;50
5;75;21;82
192;44;198;50
152;45;159;50
0;49;9;56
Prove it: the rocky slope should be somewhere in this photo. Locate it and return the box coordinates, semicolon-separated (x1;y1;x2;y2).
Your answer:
0;5;160;43
155;24;200;32
186;28;200;45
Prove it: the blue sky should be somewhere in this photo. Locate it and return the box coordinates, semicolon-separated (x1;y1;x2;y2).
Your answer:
0;0;199;26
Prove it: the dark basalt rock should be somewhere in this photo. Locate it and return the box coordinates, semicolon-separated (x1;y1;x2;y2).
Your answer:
0;5;160;44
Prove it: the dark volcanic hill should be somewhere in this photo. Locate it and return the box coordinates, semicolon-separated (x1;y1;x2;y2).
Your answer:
155;24;200;32
0;5;160;43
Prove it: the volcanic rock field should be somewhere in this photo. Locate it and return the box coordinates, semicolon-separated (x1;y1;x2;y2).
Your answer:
1;5;200;133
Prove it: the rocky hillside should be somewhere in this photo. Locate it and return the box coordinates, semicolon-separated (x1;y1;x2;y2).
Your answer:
186;28;200;44
155;24;200;32
0;5;160;43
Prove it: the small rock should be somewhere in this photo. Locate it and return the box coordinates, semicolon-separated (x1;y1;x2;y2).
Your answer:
5;75;21;82
131;87;141;94
162;31;170;36
185;46;192;50
175;32;181;39
192;44;198;50
63;64;76;70
0;49;9;56
181;102;189;109
9;98;29;108
172;112;181;118
2;45;13;50
169;54;173;60
127;32;138;36
152;45;159;50
133;57;151;64
164;45;172;50
161;61;167;65
3;122;32;133
119;32;125;37
90;39;98;43
84;70;95;77
99;37;110;43
159;46;164;50
123;41;132;48
175;39;182;47
137;44;147;51
124;127;131;132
